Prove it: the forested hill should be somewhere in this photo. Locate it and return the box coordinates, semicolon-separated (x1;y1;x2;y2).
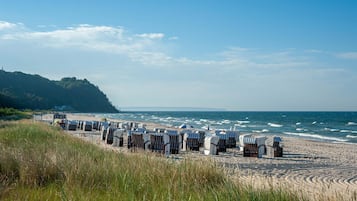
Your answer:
0;70;119;113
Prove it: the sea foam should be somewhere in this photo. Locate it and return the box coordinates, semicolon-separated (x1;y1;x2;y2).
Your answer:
283;132;348;142
237;120;250;124
234;123;247;128
347;122;357;126
268;123;283;128
324;128;340;132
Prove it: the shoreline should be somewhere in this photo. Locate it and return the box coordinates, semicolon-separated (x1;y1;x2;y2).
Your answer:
43;113;357;200
95;112;357;144
96;112;356;145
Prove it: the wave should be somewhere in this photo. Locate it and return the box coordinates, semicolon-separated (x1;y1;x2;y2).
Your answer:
296;122;301;125
221;120;231;124
252;129;269;133
268;123;283;128
296;128;309;132
201;125;210;130
237;120;250;124
283;132;348;142
347;122;357;126
346;135;357;138
324;128;340;132
234;123;247;128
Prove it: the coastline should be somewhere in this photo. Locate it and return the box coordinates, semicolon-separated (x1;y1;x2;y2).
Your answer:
47;113;357;200
98;111;357;144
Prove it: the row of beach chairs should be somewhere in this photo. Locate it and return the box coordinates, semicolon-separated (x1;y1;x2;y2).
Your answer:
102;126;242;156
64;118;283;158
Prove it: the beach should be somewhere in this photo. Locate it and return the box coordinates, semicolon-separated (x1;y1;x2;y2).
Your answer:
48;113;357;200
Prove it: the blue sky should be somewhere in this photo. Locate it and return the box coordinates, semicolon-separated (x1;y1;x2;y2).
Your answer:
0;0;356;111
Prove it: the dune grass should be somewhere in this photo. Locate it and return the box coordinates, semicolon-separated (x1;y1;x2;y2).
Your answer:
0;120;304;201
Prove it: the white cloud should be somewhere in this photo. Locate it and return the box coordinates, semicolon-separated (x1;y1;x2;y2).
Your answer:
0;22;171;65
168;36;179;40
215;47;310;70
0;21;18;30
11;25;125;44
136;33;165;39
0;20;314;70
337;52;357;60
305;49;324;54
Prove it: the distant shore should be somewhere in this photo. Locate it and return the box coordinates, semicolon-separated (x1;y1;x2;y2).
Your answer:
43;113;357;200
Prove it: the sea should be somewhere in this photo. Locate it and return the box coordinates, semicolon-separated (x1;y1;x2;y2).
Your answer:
100;111;357;144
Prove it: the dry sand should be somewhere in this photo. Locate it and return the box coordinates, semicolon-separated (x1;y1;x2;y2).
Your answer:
43;113;357;200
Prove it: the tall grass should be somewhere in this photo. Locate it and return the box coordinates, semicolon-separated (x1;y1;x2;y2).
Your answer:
0;120;303;201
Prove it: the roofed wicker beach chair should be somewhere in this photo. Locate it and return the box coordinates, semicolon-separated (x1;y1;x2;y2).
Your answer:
112;129;125;147
183;133;200;151
204;135;219;155
273;136;283;157
241;135;267;158
83;121;93;131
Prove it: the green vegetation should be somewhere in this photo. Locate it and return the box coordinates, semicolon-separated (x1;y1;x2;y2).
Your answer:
0;121;304;201
0;70;118;113
0;108;31;120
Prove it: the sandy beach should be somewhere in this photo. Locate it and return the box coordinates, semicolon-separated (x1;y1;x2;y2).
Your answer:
45;113;357;200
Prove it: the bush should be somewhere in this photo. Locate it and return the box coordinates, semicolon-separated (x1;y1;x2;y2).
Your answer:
0;108;31;120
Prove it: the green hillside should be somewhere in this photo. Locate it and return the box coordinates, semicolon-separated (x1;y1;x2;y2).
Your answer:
0;70;118;113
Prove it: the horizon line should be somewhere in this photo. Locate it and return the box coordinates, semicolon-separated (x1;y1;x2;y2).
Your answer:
118;107;357;112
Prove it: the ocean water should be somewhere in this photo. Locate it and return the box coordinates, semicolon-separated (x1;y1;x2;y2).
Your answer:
101;111;357;143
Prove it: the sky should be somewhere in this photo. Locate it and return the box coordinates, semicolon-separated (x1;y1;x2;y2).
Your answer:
0;0;356;111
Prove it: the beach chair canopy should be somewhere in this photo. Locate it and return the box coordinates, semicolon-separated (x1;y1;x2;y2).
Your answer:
273;136;282;142
179;124;194;129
